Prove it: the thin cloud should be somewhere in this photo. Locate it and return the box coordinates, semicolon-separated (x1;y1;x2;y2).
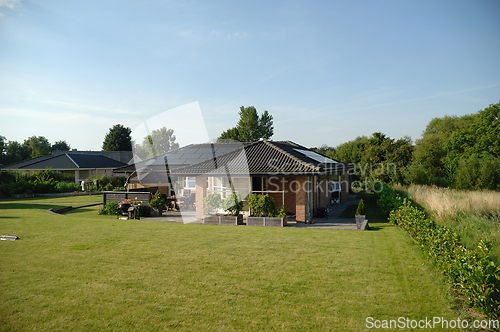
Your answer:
0;0;20;9
42;100;138;115
0;0;20;16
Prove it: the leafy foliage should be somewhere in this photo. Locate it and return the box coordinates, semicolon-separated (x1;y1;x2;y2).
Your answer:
25;136;52;158
247;194;276;217
52;140;71;151
381;188;500;320
102;124;132;151
98;200;120;216
218;106;274;142
221;193;243;216
134;126;180;159
148;190;166;210
203;193;221;214
375;185;403;217
355;199;365;215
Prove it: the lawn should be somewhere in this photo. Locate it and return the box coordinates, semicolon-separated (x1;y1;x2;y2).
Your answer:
0;195;462;331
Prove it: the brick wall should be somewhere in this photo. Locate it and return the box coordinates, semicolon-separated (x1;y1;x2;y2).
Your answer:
295;176;307;222
195;177;207;219
340;171;349;203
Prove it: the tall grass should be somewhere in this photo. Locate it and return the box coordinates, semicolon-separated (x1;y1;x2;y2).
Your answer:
394;184;500;263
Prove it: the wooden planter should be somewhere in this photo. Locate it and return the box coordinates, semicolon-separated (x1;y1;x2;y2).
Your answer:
246;216;287;227
219;214;243;225
203;215;243;225
203;215;219;225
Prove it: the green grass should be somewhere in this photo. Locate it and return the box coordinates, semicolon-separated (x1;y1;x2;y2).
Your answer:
5;194;103;204
0;195;463;331
441;212;500;265
395;185;500;266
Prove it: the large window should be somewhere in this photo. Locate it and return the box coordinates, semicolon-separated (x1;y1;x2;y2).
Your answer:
213;176;250;200
184;177;196;189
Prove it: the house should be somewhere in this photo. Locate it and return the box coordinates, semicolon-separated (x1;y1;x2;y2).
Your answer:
1;152;130;183
115;139;353;222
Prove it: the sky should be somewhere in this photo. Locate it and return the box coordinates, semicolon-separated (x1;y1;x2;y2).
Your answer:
1;0;499;151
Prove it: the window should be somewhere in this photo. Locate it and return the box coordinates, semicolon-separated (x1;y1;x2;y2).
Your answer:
213;176;250;200
184;177;196;189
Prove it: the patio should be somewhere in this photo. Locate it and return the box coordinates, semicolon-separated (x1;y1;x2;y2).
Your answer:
144;195;360;230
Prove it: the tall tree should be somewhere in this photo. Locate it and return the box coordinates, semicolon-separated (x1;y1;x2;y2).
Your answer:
102;124;132;151
5;140;30;164
25;136;52;158
52;140;71;151
135;127;179;158
219;106;274;142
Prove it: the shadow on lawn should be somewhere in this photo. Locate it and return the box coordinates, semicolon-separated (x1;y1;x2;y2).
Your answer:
0;203;70;211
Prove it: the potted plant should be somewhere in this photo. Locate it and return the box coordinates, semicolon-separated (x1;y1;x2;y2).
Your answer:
355;199;366;229
261;195;276;217
203;193;222;224
149;190;166;217
219;193;244;225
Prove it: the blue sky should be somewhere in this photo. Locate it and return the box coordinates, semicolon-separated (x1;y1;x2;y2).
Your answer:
1;0;499;151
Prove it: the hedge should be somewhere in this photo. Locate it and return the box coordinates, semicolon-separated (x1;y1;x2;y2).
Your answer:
378;186;500;320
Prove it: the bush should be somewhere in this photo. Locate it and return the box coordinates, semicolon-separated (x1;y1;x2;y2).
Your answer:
454;153;500;190
247;194;276;217
355;199;365;215
384;191;500;320
375;185;402;218
203;193;221;215
221;193;243;216
98;200;120;216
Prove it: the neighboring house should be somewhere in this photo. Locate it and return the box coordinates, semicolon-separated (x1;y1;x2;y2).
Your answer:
1;152;129;183
115;139;353;222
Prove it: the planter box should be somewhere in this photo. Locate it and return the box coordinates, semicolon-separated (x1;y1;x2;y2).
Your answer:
355;215;366;230
219;215;243;225
203;215;243;225
247;216;287;227
247;216;265;226
203;215;220;225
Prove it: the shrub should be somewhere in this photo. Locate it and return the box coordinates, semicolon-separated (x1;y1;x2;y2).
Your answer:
98;200;120;215
247;194;276;217
277;205;286;218
221;193;243;216
203;193;221;215
149;190;166;213
355;199;365;215
375;185;402;218
454;153;500;190
384;191;500;320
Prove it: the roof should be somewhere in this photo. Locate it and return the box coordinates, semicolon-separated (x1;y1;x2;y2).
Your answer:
2;153;128;171
114;142;249;173
171;140;352;176
115;140;353;177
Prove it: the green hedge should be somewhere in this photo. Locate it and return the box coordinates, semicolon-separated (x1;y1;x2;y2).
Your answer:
379;187;500;320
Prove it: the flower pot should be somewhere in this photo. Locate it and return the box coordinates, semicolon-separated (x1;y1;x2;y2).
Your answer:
355;215;365;229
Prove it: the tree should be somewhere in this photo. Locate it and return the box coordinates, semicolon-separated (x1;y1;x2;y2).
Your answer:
52;140;71;152
5;140;30;164
25;136;52;158
218;106;274;142
102;124;132;151
135;127;179;158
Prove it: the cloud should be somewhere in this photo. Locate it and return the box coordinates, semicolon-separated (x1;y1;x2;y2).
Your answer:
0;0;20;15
0;0;20;9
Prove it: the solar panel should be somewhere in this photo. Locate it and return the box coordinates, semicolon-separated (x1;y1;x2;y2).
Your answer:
293;149;337;164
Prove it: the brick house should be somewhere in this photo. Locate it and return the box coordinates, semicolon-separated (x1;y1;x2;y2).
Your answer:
117;139;353;222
